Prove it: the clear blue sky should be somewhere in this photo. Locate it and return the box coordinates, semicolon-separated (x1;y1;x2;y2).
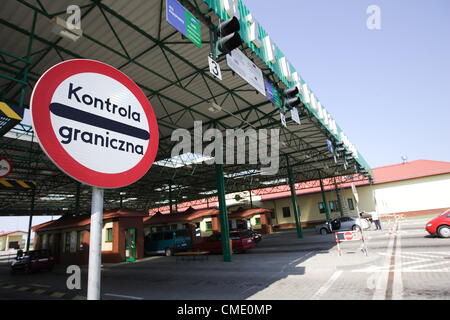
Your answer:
244;0;450;168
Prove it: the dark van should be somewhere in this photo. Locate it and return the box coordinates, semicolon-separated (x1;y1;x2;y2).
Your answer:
144;229;191;257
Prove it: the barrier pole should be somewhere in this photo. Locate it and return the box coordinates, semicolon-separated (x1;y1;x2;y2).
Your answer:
335;233;342;256
26;189;35;252
87;187;104;300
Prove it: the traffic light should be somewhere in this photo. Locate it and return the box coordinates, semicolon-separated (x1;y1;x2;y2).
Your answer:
283;87;302;111
216;17;242;56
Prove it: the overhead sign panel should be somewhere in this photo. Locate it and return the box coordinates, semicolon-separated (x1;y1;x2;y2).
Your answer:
226;49;266;96
30;59;159;189
291;108;301;125
203;0;372;173
265;79;281;108
166;0;202;48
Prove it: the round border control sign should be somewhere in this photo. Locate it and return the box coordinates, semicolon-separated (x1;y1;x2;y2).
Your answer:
0;157;13;178
31;59;159;189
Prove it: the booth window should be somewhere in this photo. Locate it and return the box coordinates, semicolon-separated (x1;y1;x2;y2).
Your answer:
64;232;71;253
255;218;261;225
329;201;339;212
270;210;276;219
205;221;213;231
282;207;291;218
347;198;355;211
318;202;326;214
106;228;113;242
77;231;84;251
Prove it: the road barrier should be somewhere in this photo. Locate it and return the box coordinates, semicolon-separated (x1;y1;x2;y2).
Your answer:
382;214;405;235
335;229;368;256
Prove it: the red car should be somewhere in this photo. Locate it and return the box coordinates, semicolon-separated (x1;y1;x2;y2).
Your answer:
10;249;55;274
193;231;256;254
426;209;450;238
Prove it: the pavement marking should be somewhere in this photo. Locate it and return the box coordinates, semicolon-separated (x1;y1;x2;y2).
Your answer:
50;292;66;298
72;295;87;300
3;284;16;289
310;270;343;300
372;221;397;300
31;284;51;288
362;251;450;273
392;222;403;300
104;293;144;300
288;251;316;266
33;289;46;295
17;286;31;292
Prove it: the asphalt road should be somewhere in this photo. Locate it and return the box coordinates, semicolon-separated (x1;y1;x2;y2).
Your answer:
0;216;448;300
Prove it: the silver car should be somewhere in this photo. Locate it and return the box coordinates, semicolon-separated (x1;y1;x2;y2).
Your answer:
316;216;366;235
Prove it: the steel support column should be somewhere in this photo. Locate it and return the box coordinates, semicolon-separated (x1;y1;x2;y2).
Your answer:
334;179;344;217
216;164;231;262
75;182;81;216
286;156;303;239
25;189;35;251
319;173;331;221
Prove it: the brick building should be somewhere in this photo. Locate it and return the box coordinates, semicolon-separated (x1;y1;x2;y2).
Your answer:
32;209;147;264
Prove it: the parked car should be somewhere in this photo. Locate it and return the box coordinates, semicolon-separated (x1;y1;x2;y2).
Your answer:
144;229;191;257
426;209;450;238
316;216;367;235
193;231;256;254
10;249;55;274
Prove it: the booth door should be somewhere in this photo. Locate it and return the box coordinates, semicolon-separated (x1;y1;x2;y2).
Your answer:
125;229;137;262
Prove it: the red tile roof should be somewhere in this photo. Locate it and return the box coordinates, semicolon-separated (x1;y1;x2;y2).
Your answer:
371;160;450;184
144;207;219;225
33;209;147;232
0;230;27;237
228;207;272;219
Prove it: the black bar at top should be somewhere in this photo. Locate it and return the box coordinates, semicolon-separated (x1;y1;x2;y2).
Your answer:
49;103;150;141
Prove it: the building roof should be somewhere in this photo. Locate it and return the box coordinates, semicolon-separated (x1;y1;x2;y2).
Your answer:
144;206;272;226
260;160;450;201
372;160;450;184
228;207;272;219
0;230;27;237
33;209;148;232
144;207;219;225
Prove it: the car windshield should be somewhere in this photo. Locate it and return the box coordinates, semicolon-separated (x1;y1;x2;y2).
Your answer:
440;209;450;216
175;230;189;238
230;233;241;240
241;231;253;239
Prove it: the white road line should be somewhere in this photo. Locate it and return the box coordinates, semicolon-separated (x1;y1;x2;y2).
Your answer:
310;270;343;300
245;251;316;300
354;269;450;273
392;222;403;300
31;284;51;288
288;251;315;267
372;222;397;300
104;293;144;300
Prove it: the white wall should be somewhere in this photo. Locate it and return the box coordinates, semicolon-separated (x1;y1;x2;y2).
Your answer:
371;173;450;214
102;221;114;251
261;173;450;224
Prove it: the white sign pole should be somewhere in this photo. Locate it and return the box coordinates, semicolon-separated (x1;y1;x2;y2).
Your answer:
87;187;104;300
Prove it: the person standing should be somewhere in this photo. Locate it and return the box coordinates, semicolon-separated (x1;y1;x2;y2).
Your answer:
371;211;382;230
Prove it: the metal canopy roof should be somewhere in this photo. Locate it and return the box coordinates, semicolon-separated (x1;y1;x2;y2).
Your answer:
0;0;372;216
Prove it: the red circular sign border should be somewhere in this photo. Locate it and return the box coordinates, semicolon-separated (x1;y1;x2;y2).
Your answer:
344;232;353;241
30;59;159;189
0;157;13;178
